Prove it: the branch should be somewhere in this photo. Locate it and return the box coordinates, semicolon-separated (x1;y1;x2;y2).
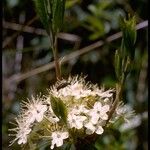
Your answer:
3;16;38;48
6;20;148;83
3;21;81;50
135;54;148;102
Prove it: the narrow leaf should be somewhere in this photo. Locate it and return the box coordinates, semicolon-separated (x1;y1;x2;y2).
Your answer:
119;16;137;60
114;50;121;81
50;95;67;123
33;0;50;34
52;0;66;33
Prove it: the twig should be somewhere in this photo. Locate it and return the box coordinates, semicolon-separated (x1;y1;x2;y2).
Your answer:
15;12;25;73
3;16;38;48
3;20;46;35
104;20;149;127
136;54;148;102
105;83;123;126
6;20;148;83
3;21;81;48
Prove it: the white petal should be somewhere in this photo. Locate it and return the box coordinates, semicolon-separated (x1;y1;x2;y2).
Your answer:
36;113;44;122
61;132;69;139
102;105;110;112
83;108;89;114
25;128;31;135
94;102;102;110
50;144;54;149
51;132;57;139
26;111;36;123
80;116;87;122
18;136;27;145
100;113;108;120
91;115;99;124
56;139;63;147
84;122;95;132
22;137;27;144
104;98;109;102
41;105;47;112
96;126;104;135
18;139;23;145
75;120;83;129
88;110;96;117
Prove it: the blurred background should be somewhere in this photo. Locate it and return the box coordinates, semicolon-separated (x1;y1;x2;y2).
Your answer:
2;0;148;149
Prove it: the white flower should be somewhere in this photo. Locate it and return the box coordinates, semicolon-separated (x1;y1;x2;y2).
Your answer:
68;113;87;129
84;122;96;135
104;98;110;102
51;82;84;99
95;125;104;135
68;82;83;98
9;118;31;146
71;105;89;115
50;77;94;99
17;128;31;145
116;104;132;115
88;102;110;124
47;112;60;123
84;121;104;135
115;103;134;122
119;115;141;132
94;89;114;98
50;131;69;149
9;76;117;147
22;97;47;124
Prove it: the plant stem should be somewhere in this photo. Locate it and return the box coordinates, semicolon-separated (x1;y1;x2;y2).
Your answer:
107;83;123;123
50;34;61;80
105;44;130;126
105;69;126;126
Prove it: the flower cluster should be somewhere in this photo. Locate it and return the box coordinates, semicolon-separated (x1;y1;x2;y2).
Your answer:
9;76;135;149
9;96;48;146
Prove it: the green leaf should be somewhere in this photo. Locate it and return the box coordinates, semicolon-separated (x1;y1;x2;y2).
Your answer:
33;0;66;37
52;0;66;34
33;0;50;34
65;0;79;9
62;143;76;150
114;49;122;81
50;95;67;123
120;16;137;60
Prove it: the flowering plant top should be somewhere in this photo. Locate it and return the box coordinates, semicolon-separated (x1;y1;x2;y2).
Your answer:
9;76;135;149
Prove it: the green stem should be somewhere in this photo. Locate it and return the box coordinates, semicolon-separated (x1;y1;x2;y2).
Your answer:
106;82;123;125
50;33;61;80
105;69;125;127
